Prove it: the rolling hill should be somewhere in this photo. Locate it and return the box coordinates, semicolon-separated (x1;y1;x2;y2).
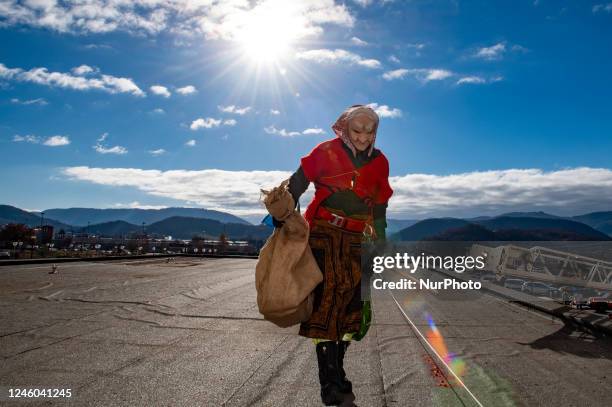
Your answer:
474;216;610;239
146;216;270;240
386;218;419;234
1;205;269;241
391;218;472;241
427;224;610;241
498;211;563;219
595;222;612;236
40;207;251;227
71;217;271;240
572;211;612;236
392;215;611;241
0;205;71;230
4;203;611;241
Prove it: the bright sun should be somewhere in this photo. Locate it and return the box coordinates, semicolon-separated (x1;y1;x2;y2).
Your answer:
236;2;302;65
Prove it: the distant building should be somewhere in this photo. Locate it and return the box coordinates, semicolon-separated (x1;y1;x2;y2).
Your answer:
35;225;54;244
56;229;66;240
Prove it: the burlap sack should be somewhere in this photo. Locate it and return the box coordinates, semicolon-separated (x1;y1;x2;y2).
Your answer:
261;179;295;221
255;181;323;327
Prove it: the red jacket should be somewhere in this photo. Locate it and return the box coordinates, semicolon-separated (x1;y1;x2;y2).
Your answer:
300;138;393;227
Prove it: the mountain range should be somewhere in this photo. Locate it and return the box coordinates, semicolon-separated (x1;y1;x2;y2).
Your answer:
572;212;612;236
385;218;419;233
391;214;612;241
76;217;271;240
0;205;266;240
0;205;72;230
35;207;249;226
1;205;611;241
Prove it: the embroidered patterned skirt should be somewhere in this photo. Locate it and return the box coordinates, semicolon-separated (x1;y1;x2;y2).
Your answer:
298;219;363;340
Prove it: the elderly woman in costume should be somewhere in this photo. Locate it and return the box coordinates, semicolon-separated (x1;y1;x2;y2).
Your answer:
275;105;393;405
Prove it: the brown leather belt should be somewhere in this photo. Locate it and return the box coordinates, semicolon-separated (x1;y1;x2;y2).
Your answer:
315;206;368;233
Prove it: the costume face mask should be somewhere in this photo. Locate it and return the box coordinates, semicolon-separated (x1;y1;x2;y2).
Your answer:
331;105;380;157
348;114;376;152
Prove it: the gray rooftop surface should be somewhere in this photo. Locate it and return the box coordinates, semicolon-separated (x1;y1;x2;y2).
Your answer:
1;258;611;406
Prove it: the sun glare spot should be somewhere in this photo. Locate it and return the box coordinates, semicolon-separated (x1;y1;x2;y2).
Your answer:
235;2;302;65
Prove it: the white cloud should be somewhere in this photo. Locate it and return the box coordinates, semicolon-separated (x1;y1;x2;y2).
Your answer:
593;3;612;13
475;42;506;60
302;128;325;135
71;64;98;76
0;1;168;35
511;44;529;53
367;103;402;118
353;0;392;7
10;97;48;105
62;166;299;217
295;49;381;69
190;117;222;130
13;134;70;146
112;201;168;210
456;76;504;85
421;69;453;81
383;68;453;82
13;134;40;144
150;85;171;98
148;148;166;156
388;168;612;218
0;0;354;41
185;139;196;147
83;43;113;50
43;135;70;146
474;42;526;60
192;0;355;41
382;68;409;80
176;85;197;95
264;125;301;137
0;62;144;96
99;75;145;96
61;166;612;219
388;55;400;64
93;133;127;154
270;109;281;115
406;43;425;50
0;63;21;78
218;105;251;115
97;132;108;143
456;76;486;85
223;119;237;126
94;144;128;155
351;36;368;46
150;108;165;114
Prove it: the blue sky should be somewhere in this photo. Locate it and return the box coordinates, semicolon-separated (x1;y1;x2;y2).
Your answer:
1;0;611;222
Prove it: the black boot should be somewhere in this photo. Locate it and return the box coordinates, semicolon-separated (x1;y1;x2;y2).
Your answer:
316;342;356;406
337;341;353;394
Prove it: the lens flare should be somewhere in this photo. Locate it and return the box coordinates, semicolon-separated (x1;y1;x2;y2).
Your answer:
424;313;467;378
